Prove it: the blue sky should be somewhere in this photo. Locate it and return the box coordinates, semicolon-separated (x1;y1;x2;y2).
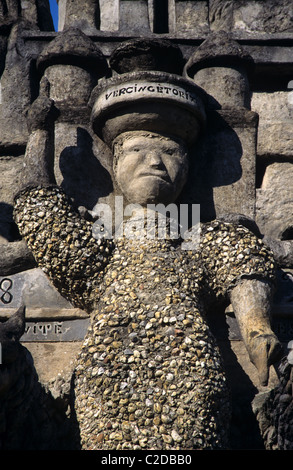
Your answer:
49;0;58;31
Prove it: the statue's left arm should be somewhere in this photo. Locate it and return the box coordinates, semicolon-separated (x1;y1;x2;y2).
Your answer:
199;220;284;386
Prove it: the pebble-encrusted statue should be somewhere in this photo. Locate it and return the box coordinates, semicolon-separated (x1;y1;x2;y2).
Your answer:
12;56;284;450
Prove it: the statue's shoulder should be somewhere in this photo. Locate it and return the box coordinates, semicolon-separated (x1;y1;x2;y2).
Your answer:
200;214;262;240
199;217;269;260
180;218;256;253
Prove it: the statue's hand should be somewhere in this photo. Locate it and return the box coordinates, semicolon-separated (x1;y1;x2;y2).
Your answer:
229;279;284;387
248;333;284;386
26;94;58;134
16;95;58;196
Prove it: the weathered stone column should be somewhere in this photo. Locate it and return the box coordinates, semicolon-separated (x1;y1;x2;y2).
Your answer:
0;2;54;272
184;31;258;221
36;27;108;199
57;0;101;32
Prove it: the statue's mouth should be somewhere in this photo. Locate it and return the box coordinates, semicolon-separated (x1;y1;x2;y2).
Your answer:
138;170;170;181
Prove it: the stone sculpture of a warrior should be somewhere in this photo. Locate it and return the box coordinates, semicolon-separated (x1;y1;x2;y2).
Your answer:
2;33;285;450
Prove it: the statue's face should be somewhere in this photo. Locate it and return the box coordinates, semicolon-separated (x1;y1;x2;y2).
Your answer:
113;132;189;205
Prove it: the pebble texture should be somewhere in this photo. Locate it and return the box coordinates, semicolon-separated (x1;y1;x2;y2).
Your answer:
14;185;277;450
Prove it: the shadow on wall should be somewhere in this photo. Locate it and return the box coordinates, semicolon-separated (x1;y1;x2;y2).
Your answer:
0;202;21;242
180;111;243;222
59;127;113;211
207;308;266;450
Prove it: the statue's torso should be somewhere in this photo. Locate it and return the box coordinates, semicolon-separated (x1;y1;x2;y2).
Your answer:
75;236;230;450
13;186;277;450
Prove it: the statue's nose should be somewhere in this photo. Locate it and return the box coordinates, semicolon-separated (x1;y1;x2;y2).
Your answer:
146;151;163;167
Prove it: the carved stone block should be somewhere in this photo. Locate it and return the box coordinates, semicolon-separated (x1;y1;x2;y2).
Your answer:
256;162;293;240
0;268;89;342
119;0;150;33
251;91;293;159
174;0;208;34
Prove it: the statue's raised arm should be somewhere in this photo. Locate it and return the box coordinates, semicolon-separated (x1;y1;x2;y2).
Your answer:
13;93;114;312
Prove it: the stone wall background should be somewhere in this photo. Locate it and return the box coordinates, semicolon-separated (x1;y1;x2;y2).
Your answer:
0;0;292;449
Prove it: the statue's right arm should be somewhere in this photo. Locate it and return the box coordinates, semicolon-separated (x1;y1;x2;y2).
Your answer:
14;186;114;312
13;94;114;313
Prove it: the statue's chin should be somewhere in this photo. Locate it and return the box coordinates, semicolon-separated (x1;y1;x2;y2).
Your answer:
120;177;180;206
124;189;177;206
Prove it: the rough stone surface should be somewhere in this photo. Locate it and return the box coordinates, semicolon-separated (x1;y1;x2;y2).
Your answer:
174;0;209;34
209;0;293;34
251;92;293;159
185;30;254;79
36;27;108;77
191;66;251;109
234;0;293;34
109;38;184;75
256;162;293;240
57;0;101;32
0;0;54;31
119;0;151;34
57;0;293;35
0;24;32;150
